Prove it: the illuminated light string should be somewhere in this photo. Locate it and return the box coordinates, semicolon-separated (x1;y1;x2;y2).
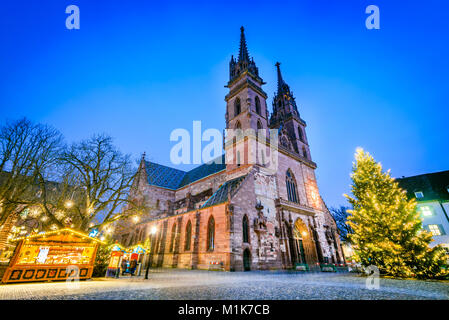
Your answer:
11;227;106;244
111;243;148;253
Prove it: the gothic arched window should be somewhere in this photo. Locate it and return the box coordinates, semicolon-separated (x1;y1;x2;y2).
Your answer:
281;136;289;149
157;225;163;253
255;96;261;115
235;121;241;130
286;170;299;203
298;127;304;142
257;120;262;131
234;98;241;116
207;216;215;251
184;220;192;251
242;215;250;243
302;146;308;159
169;223;176;252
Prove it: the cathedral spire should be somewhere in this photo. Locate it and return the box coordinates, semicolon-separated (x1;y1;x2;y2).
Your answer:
275;62;284;95
270;62;299;126
238;26;250;63
228;27;261;84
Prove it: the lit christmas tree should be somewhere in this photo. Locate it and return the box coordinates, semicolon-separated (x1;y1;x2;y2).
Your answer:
345;148;447;279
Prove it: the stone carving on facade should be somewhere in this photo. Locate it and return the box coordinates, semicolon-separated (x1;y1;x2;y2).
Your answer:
274;226;280;238
253;201;267;234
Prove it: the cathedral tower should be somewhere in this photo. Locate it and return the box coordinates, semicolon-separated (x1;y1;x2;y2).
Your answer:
270;62;311;161
225;27;270;172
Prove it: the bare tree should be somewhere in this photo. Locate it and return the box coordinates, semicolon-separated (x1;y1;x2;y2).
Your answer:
330;206;353;243
0;118;63;227
1;119;146;240
38;134;143;232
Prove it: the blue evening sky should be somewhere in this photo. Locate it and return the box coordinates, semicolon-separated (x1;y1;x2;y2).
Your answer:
1;0;448;208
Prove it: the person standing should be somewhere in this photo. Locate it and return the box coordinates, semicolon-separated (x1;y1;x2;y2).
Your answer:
130;259;137;276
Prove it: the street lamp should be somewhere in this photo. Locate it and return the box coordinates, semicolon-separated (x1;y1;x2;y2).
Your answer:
145;226;158;280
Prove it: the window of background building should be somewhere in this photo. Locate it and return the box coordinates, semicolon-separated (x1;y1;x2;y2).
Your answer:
414;191;424;199
428;224;443;236
420;206;433;217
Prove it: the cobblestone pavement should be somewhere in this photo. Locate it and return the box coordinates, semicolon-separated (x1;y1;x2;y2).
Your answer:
0;269;448;300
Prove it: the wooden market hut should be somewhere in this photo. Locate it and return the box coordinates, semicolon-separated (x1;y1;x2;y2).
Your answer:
1;228;103;284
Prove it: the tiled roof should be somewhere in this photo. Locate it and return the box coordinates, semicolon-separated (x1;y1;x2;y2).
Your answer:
396;170;449;202
144;154;226;190
178;155;226;188
144;162;186;189
201;175;246;208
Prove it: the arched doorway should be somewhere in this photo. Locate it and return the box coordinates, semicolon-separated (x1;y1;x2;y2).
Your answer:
243;248;251;271
293;220;307;263
291;218;318;266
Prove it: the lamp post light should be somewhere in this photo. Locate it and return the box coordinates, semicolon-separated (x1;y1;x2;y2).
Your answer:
64;200;74;209
145;226;158;280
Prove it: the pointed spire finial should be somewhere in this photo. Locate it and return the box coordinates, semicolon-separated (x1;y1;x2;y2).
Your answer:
229;27;261;83
275;62;284;93
238;26;250;63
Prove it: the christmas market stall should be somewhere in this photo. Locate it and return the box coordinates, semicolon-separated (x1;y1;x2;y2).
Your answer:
1;228;103;284
128;244;146;276
106;244;125;277
106;244;146;277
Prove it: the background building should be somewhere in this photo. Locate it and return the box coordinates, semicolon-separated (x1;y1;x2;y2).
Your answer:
396;170;449;253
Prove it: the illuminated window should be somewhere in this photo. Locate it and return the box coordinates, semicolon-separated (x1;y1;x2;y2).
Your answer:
420;206;432;217
428;224;442;236
414;191;424;199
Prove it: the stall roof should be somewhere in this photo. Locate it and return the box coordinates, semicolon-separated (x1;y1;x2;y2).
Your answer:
12;228;105;244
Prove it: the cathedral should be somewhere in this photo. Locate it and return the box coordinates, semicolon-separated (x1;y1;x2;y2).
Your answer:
114;27;344;271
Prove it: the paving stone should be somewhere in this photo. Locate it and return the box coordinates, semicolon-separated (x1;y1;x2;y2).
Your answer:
0;270;447;300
